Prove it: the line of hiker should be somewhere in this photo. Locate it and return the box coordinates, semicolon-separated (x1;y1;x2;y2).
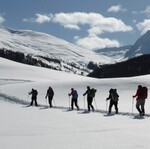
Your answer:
28;85;148;116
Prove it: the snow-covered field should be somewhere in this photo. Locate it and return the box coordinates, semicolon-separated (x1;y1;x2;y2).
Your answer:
0;57;150;149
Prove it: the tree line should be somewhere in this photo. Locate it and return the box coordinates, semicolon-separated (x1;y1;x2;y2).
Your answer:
88;54;150;78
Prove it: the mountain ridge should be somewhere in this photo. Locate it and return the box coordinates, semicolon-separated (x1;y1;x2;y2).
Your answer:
95;30;150;61
0;26;113;75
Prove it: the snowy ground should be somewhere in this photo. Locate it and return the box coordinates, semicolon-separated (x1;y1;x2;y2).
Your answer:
0;57;150;149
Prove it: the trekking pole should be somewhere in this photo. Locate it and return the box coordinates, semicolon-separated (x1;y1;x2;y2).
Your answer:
68;95;70;109
94;97;97;110
53;98;56;107
83;96;85;109
27;93;30;105
45;97;48;106
132;97;134;115
106;100;108;113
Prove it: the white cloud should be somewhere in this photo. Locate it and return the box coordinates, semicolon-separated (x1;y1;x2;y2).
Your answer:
52;12;132;49
141;6;150;17
23;14;51;24
0;16;5;24
23;12;132;50
88;17;132;36
107;5;127;13
24;12;132;33
35;14;51;24
52;12;92;30
51;12;132;34
136;19;150;34
75;36;120;50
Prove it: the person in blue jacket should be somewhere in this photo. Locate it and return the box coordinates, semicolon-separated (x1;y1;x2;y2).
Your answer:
68;88;79;110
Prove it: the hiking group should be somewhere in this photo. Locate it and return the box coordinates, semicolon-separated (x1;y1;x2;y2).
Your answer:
28;85;148;116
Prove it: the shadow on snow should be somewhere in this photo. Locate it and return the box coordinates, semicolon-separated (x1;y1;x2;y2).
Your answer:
0;92;149;118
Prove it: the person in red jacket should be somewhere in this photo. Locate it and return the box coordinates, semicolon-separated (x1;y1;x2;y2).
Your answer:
133;85;146;116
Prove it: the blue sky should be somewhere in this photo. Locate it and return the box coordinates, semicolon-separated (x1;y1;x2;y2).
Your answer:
1;0;150;50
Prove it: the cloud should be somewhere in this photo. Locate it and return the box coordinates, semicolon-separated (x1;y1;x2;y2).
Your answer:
88;17;132;36
0;16;5;24
52;12;131;49
141;6;150;18
75;36;120;50
24;12;132;49
24;12;132;33
52;12;91;30
63;24;80;30
23;14;51;24
107;5;127;13
136;19;150;34
51;12;132;34
35;14;51;24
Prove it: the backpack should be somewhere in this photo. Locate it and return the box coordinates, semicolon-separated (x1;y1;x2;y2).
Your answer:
141;87;148;99
111;89;119;101
90;88;97;98
48;88;54;96
34;90;38;96
72;90;78;99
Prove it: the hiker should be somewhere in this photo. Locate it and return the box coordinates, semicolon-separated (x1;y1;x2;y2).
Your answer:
83;86;97;112
45;86;54;108
29;88;38;106
133;85;148;116
68;88;79;110
106;88;119;114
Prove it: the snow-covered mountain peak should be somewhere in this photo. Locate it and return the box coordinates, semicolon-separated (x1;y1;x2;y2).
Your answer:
0;26;113;74
125;30;150;59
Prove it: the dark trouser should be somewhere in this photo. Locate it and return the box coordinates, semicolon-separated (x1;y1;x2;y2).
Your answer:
87;97;94;111
71;98;79;110
30;96;38;106
48;95;53;107
109;100;118;114
136;99;145;116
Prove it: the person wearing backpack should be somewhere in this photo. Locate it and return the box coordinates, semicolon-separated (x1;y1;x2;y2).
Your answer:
29;88;38;106
83;86;96;112
68;88;79;110
133;85;148;116
106;88;119;114
45;86;54;108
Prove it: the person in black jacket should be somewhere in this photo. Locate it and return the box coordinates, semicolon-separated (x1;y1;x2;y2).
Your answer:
45;86;54;108
83;86;95;112
106;88;119;114
29;88;38;106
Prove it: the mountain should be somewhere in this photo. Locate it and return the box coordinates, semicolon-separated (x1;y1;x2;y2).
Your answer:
95;30;150;61
94;45;131;62
0;27;113;75
124;30;150;59
88;31;150;78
